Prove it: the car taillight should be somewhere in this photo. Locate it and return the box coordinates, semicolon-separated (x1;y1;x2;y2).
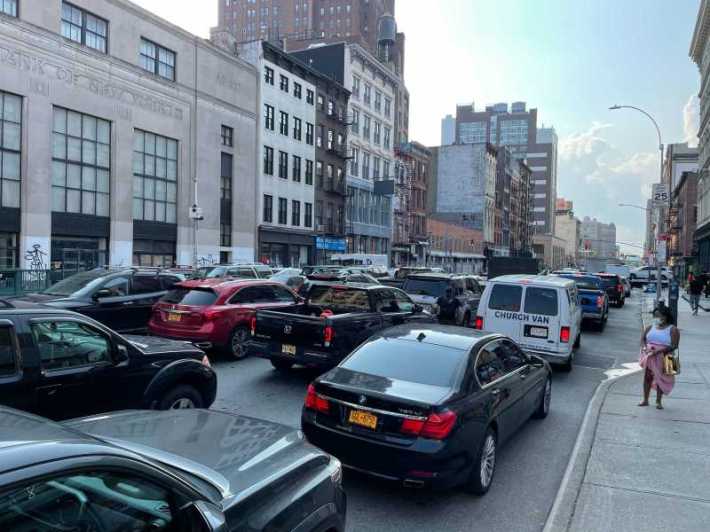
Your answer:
203;309;221;321
596;296;604;308
401;410;457;440
324;325;334;347
250;316;256;336
201;354;211;368
560;326;571;343
617;284;623;293
304;384;329;413
474;316;484;330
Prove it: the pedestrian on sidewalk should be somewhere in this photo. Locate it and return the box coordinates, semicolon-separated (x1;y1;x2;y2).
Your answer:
639;305;679;410
688;273;704;315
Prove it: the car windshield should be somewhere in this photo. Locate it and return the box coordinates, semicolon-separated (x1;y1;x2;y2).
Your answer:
308;285;370;311
402;279;449;298
43;270;109;296
342;338;467;388
161;288;218;306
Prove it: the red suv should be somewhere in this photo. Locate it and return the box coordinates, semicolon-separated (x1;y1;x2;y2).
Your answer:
149;279;300;359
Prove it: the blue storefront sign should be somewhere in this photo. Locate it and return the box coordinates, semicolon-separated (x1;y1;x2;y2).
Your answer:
316;237;347;251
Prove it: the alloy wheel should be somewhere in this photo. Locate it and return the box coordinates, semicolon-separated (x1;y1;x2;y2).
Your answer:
480;434;496;488
231;328;249;359
170;397;195;409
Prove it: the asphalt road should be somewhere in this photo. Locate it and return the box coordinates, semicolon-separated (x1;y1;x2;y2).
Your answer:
210;291;643;532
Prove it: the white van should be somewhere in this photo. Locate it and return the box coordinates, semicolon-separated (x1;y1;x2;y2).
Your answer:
474;275;582;370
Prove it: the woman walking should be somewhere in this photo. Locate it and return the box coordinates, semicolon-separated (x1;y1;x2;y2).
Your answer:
639;305;679;409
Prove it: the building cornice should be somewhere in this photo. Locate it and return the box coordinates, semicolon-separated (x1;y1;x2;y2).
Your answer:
690;0;709;64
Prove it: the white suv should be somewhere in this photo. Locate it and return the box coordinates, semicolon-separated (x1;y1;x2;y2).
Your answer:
629;266;672;286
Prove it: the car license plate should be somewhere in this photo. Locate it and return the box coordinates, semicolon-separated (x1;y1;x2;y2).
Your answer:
349;409;378;430
167;312;181;322
528;326;548;338
282;344;296;355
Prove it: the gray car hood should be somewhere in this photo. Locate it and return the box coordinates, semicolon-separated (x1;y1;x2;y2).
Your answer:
66;409;328;502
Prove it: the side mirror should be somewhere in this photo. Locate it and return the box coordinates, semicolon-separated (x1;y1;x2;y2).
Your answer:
93;288;113;301
178;501;227;532
114;344;130;364
413;304;423;313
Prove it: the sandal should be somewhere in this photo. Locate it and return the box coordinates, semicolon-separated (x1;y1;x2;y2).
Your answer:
638;401;649;407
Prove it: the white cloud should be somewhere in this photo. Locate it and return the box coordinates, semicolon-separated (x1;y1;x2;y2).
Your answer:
683;94;699;148
559;122;613;161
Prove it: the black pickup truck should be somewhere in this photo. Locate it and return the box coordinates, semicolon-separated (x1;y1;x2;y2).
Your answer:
248;283;435;371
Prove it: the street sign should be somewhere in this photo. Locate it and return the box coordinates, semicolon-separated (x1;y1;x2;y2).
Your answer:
656;239;667;263
652;184;669;206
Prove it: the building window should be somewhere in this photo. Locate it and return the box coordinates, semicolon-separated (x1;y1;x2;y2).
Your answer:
316;160;324;188
363;115;371;140
327;99;335;116
373;121;381;145
279;111;289;135
0;91;21;209
374;91;382;112
352;76;360;98
363;83;371;105
264;104;275;131
139;38;175;81
383;159;390;179
279;74;289;92
263;145;274;175
1;0;17;17
350;146;359;177
61;2;108;53
362;151;370;179
52;107;110;216
278;197;287;224
383;127;391;149
327;164;334;188
384;97;391;118
132;130;177;223
317;94;325;111
220;223;231;247
351;108;360;134
373;156;380;179
327;129;334;150
221;125;233;147
294;82;302;99
316;200;323;227
278;151;288;178
292;155;302;182
306;122;314;145
306;89;314;104
220;153;232;201
263;194;273;222
305;159;313;185
293;117;302;141
292;200;301;226
316;125;324;148
305;202;312;228
264;66;274;85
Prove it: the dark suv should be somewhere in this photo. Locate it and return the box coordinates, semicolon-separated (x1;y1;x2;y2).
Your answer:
0;407;345;532
11;268;186;332
402;273;482;326
595;273;625;307
0;301;216;419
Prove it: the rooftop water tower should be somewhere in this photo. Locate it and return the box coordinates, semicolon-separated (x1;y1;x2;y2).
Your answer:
377;13;396;63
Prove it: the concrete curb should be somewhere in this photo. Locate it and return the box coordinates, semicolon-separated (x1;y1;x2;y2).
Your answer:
541;369;642;532
543;296;647;532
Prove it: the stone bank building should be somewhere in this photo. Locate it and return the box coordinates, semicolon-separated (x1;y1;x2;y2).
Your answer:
0;0;258;269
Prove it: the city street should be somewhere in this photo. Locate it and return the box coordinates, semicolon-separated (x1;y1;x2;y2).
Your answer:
211;293;644;532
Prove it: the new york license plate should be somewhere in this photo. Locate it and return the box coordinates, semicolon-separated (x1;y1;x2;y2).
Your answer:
349;409;378;430
528;326;548;338
282;344;296;355
167;313;181;322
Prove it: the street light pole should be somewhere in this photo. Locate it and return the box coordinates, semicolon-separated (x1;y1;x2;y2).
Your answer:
610;105;664;304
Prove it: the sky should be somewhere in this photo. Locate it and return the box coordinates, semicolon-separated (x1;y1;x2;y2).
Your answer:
133;0;702;255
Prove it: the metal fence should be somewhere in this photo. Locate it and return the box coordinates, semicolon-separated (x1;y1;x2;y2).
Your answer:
0;269;76;297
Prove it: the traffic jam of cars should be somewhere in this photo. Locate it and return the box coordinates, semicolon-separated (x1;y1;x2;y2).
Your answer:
0;262;639;530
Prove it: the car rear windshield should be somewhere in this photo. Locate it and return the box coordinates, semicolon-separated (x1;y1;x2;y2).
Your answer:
402;278;449;298
597;277;618;288
488;284;523;312
571;277;601;290
523;287;559;316
342;339;467;388
162;288;218;306
308;285;370;312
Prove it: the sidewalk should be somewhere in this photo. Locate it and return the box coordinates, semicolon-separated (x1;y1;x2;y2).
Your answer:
545;293;710;531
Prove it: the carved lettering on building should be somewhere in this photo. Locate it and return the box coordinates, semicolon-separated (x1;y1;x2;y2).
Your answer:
0;44;185;121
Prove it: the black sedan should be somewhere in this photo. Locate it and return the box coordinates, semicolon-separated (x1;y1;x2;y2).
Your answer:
0;407;346;532
302;324;551;494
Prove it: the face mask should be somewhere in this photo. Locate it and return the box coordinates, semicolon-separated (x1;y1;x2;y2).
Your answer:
653;318;664;327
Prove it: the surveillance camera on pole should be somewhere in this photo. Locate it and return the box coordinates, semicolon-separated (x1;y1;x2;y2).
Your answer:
189;204;204;221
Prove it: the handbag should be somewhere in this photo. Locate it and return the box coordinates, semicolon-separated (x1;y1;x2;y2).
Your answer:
663;350;680;376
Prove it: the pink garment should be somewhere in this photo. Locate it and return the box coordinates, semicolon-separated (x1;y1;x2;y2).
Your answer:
639;342;675;395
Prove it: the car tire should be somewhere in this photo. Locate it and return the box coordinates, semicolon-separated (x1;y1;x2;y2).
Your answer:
598;317;606;332
271;358;294;372
465;427;497;495
157;384;203;410
560;356;573;372
573;332;581;349
226;326;250;360
532;377;552;419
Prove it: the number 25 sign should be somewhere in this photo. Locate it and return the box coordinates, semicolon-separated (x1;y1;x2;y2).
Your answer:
652;184;669;205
